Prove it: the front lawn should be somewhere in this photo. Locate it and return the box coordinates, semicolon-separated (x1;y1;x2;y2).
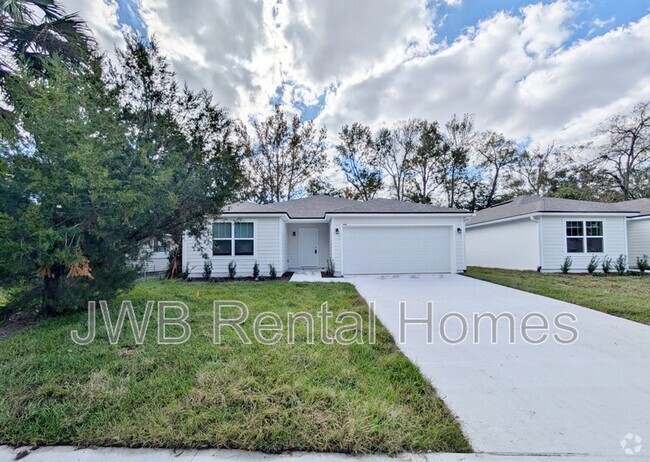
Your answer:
465;267;650;324
0;279;470;454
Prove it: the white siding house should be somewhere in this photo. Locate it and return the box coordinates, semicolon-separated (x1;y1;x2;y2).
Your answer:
181;196;471;278
539;215;628;271
182;216;284;278
466;196;640;273
466;218;540;270
627;217;650;269
617;199;650;270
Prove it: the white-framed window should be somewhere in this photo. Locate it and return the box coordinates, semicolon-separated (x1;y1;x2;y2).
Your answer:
213;222;254;256
566;220;603;253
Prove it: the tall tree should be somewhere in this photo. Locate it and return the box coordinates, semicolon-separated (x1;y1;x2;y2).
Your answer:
443;114;474;207
110;36;246;275
593;101;650;200
335;123;382;200
408;120;448;204
248;105;327;203
377;119;420;201
475;131;519;208
0;41;246;315
1;58;143;315
507;142;572;196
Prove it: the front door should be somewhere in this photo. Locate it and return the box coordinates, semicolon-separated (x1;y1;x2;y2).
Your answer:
299;228;319;267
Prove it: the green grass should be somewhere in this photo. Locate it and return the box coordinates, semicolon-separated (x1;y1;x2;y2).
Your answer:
465;267;650;324
0;279;470;454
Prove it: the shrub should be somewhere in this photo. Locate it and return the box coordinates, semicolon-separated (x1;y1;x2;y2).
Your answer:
268;263;277;279
325;258;335;277
202;256;213;280
587;255;600;275
228;260;237;279
560;256;572;274
637;255;649;276
181;263;191;280
601;255;612;275
253;261;260;279
615;254;627;275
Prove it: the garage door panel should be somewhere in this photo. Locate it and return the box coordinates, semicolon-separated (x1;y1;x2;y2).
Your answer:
342;226;451;274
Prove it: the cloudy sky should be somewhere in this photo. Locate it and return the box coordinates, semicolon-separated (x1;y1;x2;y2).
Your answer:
61;0;650;147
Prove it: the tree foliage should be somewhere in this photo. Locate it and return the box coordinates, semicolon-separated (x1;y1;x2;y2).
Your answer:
247;105;327;203
0;0;90;77
593;101;650;200
408;120;448;204
109;37;247;274
335;123;382;200
0;37;245;314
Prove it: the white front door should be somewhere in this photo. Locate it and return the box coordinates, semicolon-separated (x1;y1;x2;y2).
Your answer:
299;228;319;267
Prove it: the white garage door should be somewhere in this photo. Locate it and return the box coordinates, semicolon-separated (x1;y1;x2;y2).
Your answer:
342;225;451;274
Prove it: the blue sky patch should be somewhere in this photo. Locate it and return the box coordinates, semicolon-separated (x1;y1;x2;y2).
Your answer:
433;0;649;47
115;0;148;38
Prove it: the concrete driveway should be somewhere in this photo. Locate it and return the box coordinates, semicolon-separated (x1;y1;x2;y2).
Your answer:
347;274;650;459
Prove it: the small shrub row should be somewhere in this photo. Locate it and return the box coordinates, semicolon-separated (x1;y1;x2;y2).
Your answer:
191;257;279;280
560;254;648;276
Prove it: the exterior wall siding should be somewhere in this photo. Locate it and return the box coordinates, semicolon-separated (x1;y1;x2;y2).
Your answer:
466;218;540;270
541;215;628;272
279;220;288;273
286;223;331;268
184;216;282;278
329;215;466;275
627;218;650;269
142;252;169;273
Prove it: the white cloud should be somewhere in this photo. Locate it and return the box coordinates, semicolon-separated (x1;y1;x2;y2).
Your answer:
60;0;126;57
281;0;435;87
63;0;650;157
319;10;650;149
519;0;578;57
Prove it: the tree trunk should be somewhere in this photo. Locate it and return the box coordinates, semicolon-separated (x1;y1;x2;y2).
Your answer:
40;272;61;317
165;243;182;279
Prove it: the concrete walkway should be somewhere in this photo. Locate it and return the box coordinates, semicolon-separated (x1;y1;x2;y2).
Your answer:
2;445;643;461
290;270;344;282
347;274;650;459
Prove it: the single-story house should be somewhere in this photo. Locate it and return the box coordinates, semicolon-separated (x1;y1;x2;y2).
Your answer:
182;195;472;278
135;238;172;274
465;195;650;272
620;198;650;269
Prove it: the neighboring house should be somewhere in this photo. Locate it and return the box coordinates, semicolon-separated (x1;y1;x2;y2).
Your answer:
466;195;649;272
182;195;472;278
138;238;171;274
618;198;650;269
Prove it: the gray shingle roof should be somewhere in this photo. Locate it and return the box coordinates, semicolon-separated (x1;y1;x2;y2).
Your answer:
467;195;642;226
222;195;468;219
615;198;650;216
329;198;465;214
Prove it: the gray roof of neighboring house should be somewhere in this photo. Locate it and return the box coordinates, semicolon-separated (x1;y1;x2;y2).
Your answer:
616;198;650;216
222;195;467;219
467;195;641;226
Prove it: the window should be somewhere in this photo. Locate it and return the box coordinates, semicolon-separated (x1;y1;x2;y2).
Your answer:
565;220;603;253
212;222;254;256
213;222;232;256
234;222;254;255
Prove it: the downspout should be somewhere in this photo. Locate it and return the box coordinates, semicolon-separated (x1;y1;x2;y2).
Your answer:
530;216;543;272
462;215;473;272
